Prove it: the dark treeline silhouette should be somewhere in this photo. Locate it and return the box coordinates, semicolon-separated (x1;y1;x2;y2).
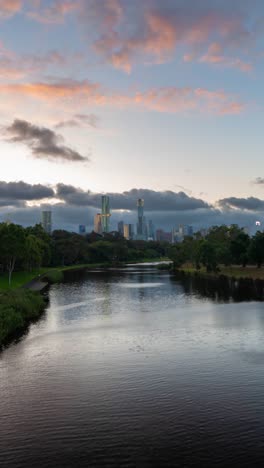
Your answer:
168;224;264;272
0;223;171;285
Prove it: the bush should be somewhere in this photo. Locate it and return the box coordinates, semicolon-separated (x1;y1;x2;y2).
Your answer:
0;289;44;347
43;270;64;284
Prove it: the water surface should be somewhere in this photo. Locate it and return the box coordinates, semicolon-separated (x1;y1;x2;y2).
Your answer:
1;265;264;467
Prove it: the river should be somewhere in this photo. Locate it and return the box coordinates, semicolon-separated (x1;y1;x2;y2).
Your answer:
1;264;264;467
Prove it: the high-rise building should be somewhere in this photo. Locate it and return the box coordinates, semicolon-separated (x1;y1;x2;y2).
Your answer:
156;229;172;243
118;221;124;236
41;211;52;234
148;220;155;240
137;199;147;240
94;213;102;234
79;225;86;235
129;224;134;240
123;224;130;240
101;195;111;233
124;224;134;240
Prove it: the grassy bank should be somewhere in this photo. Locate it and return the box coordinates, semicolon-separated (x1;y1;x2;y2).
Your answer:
178;265;264;280
0;259;170;290
0;289;45;348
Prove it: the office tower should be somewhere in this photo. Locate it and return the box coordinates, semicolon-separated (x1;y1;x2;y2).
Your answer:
137;198;146;240
118;221;124;236
123;224;130;240
101;195;111;233
94;213;102;234
129;224;134;240
186;225;194;237
148;220;155;240
79;225;86;235
156;229;172;243
124;224;134;240
41;211;52;234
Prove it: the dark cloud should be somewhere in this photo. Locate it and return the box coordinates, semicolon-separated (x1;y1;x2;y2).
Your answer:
0;181;54;200
5;119;89;163
56;185;210;211
252;177;264;185
218;197;264;211
55;114;99;129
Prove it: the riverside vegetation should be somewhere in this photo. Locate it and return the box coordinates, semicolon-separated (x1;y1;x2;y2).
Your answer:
1;222;264;348
0;222;170;347
168;225;264;275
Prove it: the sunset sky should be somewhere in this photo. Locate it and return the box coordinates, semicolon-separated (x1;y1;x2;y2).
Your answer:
1;0;264;231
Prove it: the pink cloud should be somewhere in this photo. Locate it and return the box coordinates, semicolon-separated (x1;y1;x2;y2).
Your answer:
0;79;244;116
88;1;258;73
0;0;22;18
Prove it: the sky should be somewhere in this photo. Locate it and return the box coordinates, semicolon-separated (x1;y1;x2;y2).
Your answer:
1;0;264;232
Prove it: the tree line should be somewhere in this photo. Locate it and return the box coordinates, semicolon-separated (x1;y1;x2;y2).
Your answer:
0;223;170;285
168;225;264;272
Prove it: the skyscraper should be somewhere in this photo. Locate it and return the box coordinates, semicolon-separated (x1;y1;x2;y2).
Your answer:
41;211;52;234
94;213;102;234
79;225;86;235
137;198;146;240
123;224;134;240
148;220;155;240
118;221;124;236
101;195;111;233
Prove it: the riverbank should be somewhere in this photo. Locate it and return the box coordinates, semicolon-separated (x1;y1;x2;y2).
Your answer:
0;258;170;291
0;289;45;348
174;266;264;301
178;265;264;280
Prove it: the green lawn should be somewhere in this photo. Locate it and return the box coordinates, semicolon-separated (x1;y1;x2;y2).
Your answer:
0;269;52;290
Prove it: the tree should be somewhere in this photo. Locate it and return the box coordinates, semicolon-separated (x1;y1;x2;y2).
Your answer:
25;235;43;271
169;244;188;269
248;232;264;268
0;223;25;285
230;232;250;267
196;240;218;272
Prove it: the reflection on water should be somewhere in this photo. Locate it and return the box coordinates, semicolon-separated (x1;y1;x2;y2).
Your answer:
1;266;264;467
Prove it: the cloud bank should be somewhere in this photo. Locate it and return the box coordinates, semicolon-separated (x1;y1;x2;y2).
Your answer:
0;180;263;233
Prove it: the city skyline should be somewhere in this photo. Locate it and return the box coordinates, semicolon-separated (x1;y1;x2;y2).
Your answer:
0;1;264;230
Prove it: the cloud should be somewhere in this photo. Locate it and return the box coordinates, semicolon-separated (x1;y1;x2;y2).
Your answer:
218;197;264;211
55;114;99;129
252;177;264;185
5;119;89;163
0;180;54;202
0;48;68;80
0;79;244;116
0;0;22;19
86;0;260;72
27;0;77;24
56;184;211;211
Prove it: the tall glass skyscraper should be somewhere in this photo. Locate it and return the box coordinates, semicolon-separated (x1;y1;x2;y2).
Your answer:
137;199;146;239
101;196;111;233
41;211;52;235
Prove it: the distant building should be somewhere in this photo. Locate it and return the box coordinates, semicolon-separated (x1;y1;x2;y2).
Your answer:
137;199;147;240
156;229;172;243
124;224;134;240
148;220;155;240
94;213;102;234
186;225;194;237
79;225;86;235
101;195;111;233
118;221;124;236
41;211;52;234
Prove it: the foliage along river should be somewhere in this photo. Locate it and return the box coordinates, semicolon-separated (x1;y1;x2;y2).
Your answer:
1;264;264;467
